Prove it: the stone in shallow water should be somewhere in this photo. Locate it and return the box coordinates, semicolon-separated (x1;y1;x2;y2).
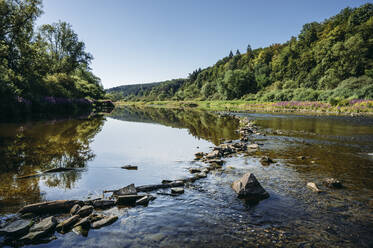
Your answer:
323;178;342;189
116;195;143;205
113;183;137;196
171;187;184;194
20;216;58;243
93;199;115;209
260;156;275;165
91;216;118;229
70;204;81;216
18;200;82;215
56;215;80;233
0;219;31;237
307;182;321;193
232;172;269;202
76;205;93;217
121;165;138;170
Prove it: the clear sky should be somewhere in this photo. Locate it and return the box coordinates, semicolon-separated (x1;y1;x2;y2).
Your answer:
36;0;371;89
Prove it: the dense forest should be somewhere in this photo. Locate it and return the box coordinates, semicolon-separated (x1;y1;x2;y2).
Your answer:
0;0;104;118
108;3;373;103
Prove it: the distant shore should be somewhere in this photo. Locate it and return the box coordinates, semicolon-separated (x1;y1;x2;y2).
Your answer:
115;100;373;117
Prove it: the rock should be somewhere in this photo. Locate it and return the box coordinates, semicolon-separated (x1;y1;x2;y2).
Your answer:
194;152;205;159
29;216;57;233
88;214;105;223
189;168;202;174
136;196;151;206
307;182;321;193
18;200;82;215
73;216;90;228
0;219;32;237
232;173;269;201
260;156;275;165
297;156;306;160
113;184;137;196
136;181;183;192
91;216;118;229
206;159;224;165
161;180;173;184
116;195;143;205
72;225;89;237
323;178;342;189
206;150;220;159
92;199;115;209
56;215;80;233
247;144;259;149
70;204;81;215
76;205;93;217
21;216;58;243
201;168;209;173
196;172;207;178
171;187;184;194
170;181;185;187
121;165;138;170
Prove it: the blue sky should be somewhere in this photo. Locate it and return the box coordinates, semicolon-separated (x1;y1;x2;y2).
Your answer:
37;0;371;88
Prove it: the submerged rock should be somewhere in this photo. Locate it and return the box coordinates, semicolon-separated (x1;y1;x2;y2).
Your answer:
260;156;275;165
232;172;269;202
323;178;342;189
171;187;184;194
189;168;202;174
307;182;321;193
91;216;118;229
0;219;32;237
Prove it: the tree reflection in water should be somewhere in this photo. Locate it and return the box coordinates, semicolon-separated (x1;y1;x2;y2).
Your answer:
0;116;105;213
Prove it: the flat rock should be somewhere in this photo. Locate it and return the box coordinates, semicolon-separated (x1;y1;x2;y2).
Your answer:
205;150;220;159
247;144;259;149
56;215;80;233
29;216;57;233
136;196;150;206
70;204;81;215
73;216;90;228
113;184;137;196
171;187;184;194
232;172;269;201
91;216;118;229
116;195;143;205
194;152;205;159
307;182;321;193
72;225;89;237
206;159;224;165
20;230;47;243
76;205;93;217
92;199;115;209
196;172;207;178
323;178;342;189
0;219;31;237
18;200;82;215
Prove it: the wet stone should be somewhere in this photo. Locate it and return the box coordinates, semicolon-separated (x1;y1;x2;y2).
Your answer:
113;183;137;196
70;204;81;216
76;205;93;217
232;172;269;202
0;219;31;237
92;199;115;209
91;216;118;229
323;178;342;189
56;215;80;233
307;182;321;193
171;187;184;194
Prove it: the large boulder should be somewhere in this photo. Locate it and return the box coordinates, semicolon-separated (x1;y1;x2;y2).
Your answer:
113;184;137;196
232;173;269;201
20;216;58;243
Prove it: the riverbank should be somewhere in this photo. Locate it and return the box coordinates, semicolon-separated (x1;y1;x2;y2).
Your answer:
115;100;373;116
0;97;114;122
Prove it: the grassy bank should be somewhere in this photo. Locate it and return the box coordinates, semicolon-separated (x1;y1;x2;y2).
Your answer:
115;100;373;116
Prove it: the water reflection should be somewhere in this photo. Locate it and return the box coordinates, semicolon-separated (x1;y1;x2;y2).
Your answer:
110;106;240;145
0;117;105;213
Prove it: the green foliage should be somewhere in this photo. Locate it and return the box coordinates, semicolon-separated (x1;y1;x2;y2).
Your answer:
0;0;104;117
113;3;373;102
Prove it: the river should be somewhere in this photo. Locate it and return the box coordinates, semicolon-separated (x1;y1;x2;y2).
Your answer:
0;106;373;247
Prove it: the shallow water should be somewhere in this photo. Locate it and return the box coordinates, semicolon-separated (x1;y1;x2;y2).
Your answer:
0;107;373;247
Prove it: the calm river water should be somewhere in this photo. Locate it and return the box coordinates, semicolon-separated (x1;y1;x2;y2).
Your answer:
0;106;373;247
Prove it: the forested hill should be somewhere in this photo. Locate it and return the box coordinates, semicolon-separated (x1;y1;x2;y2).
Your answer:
106;82;161;101
110;3;373;102
0;0;104;117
